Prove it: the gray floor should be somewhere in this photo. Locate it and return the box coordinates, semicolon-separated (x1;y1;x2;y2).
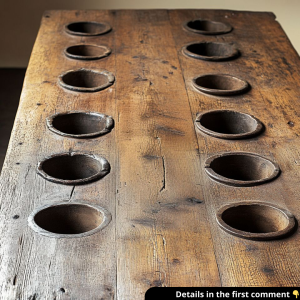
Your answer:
0;68;26;169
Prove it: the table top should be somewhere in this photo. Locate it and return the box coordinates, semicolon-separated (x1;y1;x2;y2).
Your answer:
0;9;299;299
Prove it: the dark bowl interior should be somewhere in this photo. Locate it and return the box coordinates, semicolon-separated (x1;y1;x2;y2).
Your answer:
34;204;103;234
210;154;276;181
52;113;107;135
194;75;245;91
186;20;228;32
61;70;109;88
199;111;257;135
186;42;235;57
66;22;107;34
221;205;289;234
41;154;102;180
66;45;109;58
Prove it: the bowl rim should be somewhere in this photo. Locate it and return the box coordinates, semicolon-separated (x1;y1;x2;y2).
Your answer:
192;73;249;96
64;44;112;60
58;68;115;93
64;21;111;36
182;41;239;61
46;110;114;139
204;151;280;187
37;151;110;185
195;109;263;139
28;200;112;238
216;201;296;240
182;19;233;35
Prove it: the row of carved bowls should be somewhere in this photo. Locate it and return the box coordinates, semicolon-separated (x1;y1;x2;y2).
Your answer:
28;18;296;242
182;19;296;241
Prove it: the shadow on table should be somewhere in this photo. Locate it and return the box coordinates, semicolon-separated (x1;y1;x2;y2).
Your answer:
0;68;26;171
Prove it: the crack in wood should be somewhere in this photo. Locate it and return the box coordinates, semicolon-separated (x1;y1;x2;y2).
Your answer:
24;165;31;181
18;235;23;246
28;293;38;300
12;274;17;286
160;156;166;192
69;186;75;201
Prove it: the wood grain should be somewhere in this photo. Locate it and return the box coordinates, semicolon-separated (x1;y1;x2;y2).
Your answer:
0;9;299;299
169;9;300;287
114;10;220;298
0;10;117;300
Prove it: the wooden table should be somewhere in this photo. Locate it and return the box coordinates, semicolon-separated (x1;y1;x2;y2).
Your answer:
0;9;300;299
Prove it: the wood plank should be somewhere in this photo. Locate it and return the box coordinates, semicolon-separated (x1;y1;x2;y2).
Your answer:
169;9;300;286
0;10;117;299
0;9;300;300
114;10;220;298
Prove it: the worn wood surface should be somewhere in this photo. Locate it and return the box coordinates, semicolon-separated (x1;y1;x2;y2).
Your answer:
0;9;300;299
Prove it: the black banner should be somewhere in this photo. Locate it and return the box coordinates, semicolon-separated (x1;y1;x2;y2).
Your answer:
145;287;300;300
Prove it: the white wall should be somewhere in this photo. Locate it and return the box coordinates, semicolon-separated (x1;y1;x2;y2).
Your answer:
1;0;299;67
